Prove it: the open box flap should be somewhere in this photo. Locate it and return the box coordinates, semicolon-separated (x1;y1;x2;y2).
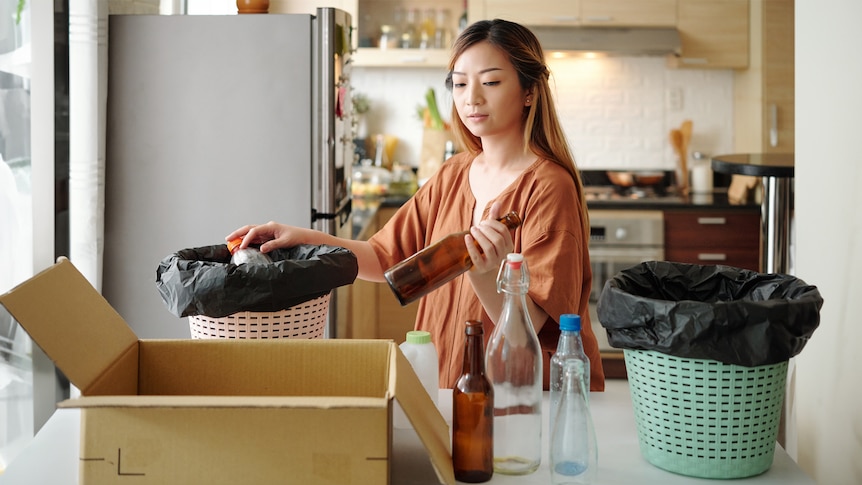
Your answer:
59;395;388;409
391;345;455;485
0;257;139;394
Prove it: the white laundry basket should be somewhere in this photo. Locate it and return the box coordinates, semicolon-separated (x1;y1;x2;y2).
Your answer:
188;293;330;339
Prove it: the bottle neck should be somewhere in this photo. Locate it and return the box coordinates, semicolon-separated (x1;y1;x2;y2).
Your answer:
497;253;529;294
557;330;584;353
457;211;521;239
463;333;486;375
498;211;521;230
562;360;588;396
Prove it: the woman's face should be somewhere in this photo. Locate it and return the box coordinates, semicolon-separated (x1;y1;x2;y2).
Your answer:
450;41;530;141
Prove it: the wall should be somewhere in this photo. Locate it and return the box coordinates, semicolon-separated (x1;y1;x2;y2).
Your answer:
352;57;734;171
795;0;862;483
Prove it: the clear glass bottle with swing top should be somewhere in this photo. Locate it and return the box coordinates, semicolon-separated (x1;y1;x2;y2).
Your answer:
484;253;543;475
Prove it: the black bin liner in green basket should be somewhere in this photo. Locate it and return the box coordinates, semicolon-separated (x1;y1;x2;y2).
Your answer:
156;244;358;318
597;261;823;366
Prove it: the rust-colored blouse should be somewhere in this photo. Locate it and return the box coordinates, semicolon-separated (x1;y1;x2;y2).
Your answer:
368;152;605;391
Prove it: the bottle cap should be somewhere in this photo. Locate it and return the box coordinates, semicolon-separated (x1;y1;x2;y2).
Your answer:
560;313;581;332
405;330;432;344
506;252;524;269
227;238;243;255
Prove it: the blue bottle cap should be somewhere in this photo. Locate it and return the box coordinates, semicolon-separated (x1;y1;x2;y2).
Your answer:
560;314;581;332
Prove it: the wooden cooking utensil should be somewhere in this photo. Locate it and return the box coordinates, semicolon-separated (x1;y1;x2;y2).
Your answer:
680;119;693;149
670;129;688;195
679;120;693;195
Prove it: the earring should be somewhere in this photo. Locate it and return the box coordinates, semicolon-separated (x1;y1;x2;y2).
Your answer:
526;98;531;105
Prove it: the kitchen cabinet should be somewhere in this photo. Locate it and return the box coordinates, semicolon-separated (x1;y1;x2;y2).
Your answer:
475;0;580;26
734;0;794;153
349;205;419;340
353;0;464;67
581;0;677;27
664;209;760;271
471;0;676;27
669;0;749;69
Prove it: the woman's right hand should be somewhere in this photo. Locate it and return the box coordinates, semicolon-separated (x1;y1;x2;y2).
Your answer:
225;222;312;254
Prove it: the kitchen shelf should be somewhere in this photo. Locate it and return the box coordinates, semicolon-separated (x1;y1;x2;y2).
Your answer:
353;0;463;67
353;47;450;67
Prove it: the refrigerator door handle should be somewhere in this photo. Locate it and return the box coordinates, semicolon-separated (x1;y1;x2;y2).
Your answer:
312;198;352;226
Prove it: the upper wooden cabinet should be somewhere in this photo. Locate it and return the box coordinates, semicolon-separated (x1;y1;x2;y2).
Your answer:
733;0;794;153
670;0;750;69
473;0;676;27
581;0;677;27
355;0;751;68
477;0;580;26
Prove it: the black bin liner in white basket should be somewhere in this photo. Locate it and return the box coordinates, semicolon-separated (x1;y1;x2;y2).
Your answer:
156;244;358;318
597;261;823;366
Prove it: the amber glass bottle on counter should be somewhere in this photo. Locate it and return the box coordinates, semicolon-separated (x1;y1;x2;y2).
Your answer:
227;237;273;265
384;211;522;306
453;320;494;483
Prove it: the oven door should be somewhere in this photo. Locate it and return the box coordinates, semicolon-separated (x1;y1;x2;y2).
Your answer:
588;245;664;376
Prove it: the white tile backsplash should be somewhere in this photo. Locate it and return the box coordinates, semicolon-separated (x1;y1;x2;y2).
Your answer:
352;56;734;171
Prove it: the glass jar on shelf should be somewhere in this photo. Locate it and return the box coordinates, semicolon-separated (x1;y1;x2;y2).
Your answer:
400;8;419;48
378;24;397;50
434;9;453;49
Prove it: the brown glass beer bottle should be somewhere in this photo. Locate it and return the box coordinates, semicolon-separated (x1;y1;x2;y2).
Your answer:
384;211;521;305
452;320;494;483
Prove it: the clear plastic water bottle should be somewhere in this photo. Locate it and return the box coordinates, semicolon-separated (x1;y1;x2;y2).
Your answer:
550;314;590;435
394;330;438;428
485;253;542;475
550;359;598;484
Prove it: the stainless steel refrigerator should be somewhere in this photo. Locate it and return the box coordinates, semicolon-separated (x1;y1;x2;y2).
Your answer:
103;9;354;339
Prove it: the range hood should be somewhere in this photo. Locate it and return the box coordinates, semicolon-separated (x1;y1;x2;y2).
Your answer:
531;26;682;57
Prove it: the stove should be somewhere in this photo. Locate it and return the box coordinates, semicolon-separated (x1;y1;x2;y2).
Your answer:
587;208;664;359
584;185;685;203
582;170;685;204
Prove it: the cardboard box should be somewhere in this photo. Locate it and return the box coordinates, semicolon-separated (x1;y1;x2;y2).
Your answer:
0;258;454;484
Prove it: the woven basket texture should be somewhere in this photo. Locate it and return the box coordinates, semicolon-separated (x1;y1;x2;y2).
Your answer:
624;349;788;479
188;293;330;339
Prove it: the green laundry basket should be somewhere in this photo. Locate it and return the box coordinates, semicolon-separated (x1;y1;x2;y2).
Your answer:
624;349;788;479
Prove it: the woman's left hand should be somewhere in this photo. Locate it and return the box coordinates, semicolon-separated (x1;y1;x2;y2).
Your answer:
465;201;515;274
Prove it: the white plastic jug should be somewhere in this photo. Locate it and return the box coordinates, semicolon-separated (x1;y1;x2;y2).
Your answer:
394;330;439;428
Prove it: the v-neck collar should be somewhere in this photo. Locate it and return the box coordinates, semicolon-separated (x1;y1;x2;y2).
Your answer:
463;154;543;218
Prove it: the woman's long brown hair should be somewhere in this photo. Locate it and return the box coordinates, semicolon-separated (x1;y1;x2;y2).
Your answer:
445;19;586;213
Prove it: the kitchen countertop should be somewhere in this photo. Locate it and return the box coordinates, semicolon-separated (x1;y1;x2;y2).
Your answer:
712;153;794;178
586;188;759;212
351;194;411;240
0;380;813;484
352;188;758;240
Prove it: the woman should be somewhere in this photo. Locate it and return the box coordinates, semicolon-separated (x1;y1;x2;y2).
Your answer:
227;19;604;391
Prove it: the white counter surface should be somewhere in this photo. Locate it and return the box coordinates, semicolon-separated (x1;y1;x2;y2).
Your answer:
1;380;812;484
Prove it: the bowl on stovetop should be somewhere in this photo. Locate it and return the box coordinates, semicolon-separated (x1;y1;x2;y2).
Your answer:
582;170;683;203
